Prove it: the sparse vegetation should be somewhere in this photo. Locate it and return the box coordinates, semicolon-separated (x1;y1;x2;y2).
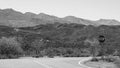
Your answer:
0;23;120;60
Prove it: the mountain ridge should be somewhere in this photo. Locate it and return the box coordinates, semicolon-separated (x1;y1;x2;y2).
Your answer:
0;8;120;27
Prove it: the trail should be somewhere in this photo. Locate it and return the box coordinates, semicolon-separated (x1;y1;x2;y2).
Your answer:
0;57;92;68
78;57;92;68
33;60;52;68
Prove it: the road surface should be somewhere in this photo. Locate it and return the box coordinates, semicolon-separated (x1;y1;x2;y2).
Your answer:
0;57;92;68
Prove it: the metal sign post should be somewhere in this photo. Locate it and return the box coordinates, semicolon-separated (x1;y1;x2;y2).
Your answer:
98;35;105;60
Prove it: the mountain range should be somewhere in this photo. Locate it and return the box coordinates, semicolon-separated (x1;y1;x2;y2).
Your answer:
0;8;120;27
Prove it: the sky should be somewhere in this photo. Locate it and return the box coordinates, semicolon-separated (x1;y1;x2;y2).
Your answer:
0;0;120;21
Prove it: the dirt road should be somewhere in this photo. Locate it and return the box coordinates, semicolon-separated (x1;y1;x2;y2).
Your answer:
0;57;92;68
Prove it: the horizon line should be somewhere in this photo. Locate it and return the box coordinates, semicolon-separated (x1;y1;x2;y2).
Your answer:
0;8;120;22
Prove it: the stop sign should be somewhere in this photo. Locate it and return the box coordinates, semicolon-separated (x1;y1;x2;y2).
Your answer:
98;35;105;43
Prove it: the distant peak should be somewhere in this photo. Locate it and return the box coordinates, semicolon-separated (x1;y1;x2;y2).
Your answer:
3;8;14;11
64;16;86;20
64;16;87;21
64;16;77;18
39;13;48;16
0;8;24;15
38;13;59;18
97;19;120;22
2;8;15;12
25;12;37;15
38;13;53;17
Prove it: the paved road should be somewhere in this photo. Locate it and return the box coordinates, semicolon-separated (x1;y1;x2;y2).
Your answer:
0;57;92;68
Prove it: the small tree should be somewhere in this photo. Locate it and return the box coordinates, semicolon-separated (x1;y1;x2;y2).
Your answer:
0;37;24;59
30;39;45;55
84;38;99;58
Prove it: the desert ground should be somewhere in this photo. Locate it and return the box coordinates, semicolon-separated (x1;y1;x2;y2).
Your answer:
0;57;92;68
85;60;117;68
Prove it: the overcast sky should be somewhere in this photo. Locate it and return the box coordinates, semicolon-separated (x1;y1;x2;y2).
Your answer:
0;0;120;21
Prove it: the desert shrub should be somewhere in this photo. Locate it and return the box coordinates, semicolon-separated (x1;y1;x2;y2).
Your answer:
0;37;24;59
105;57;116;62
90;58;99;62
97;56;117;62
114;58;120;68
0;54;8;59
80;49;91;57
40;48;58;58
23;39;46;56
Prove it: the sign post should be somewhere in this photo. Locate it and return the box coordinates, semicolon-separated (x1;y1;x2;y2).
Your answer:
98;35;105;60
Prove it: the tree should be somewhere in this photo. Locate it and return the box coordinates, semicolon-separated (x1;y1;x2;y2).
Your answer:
84;38;99;57
0;37;24;58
